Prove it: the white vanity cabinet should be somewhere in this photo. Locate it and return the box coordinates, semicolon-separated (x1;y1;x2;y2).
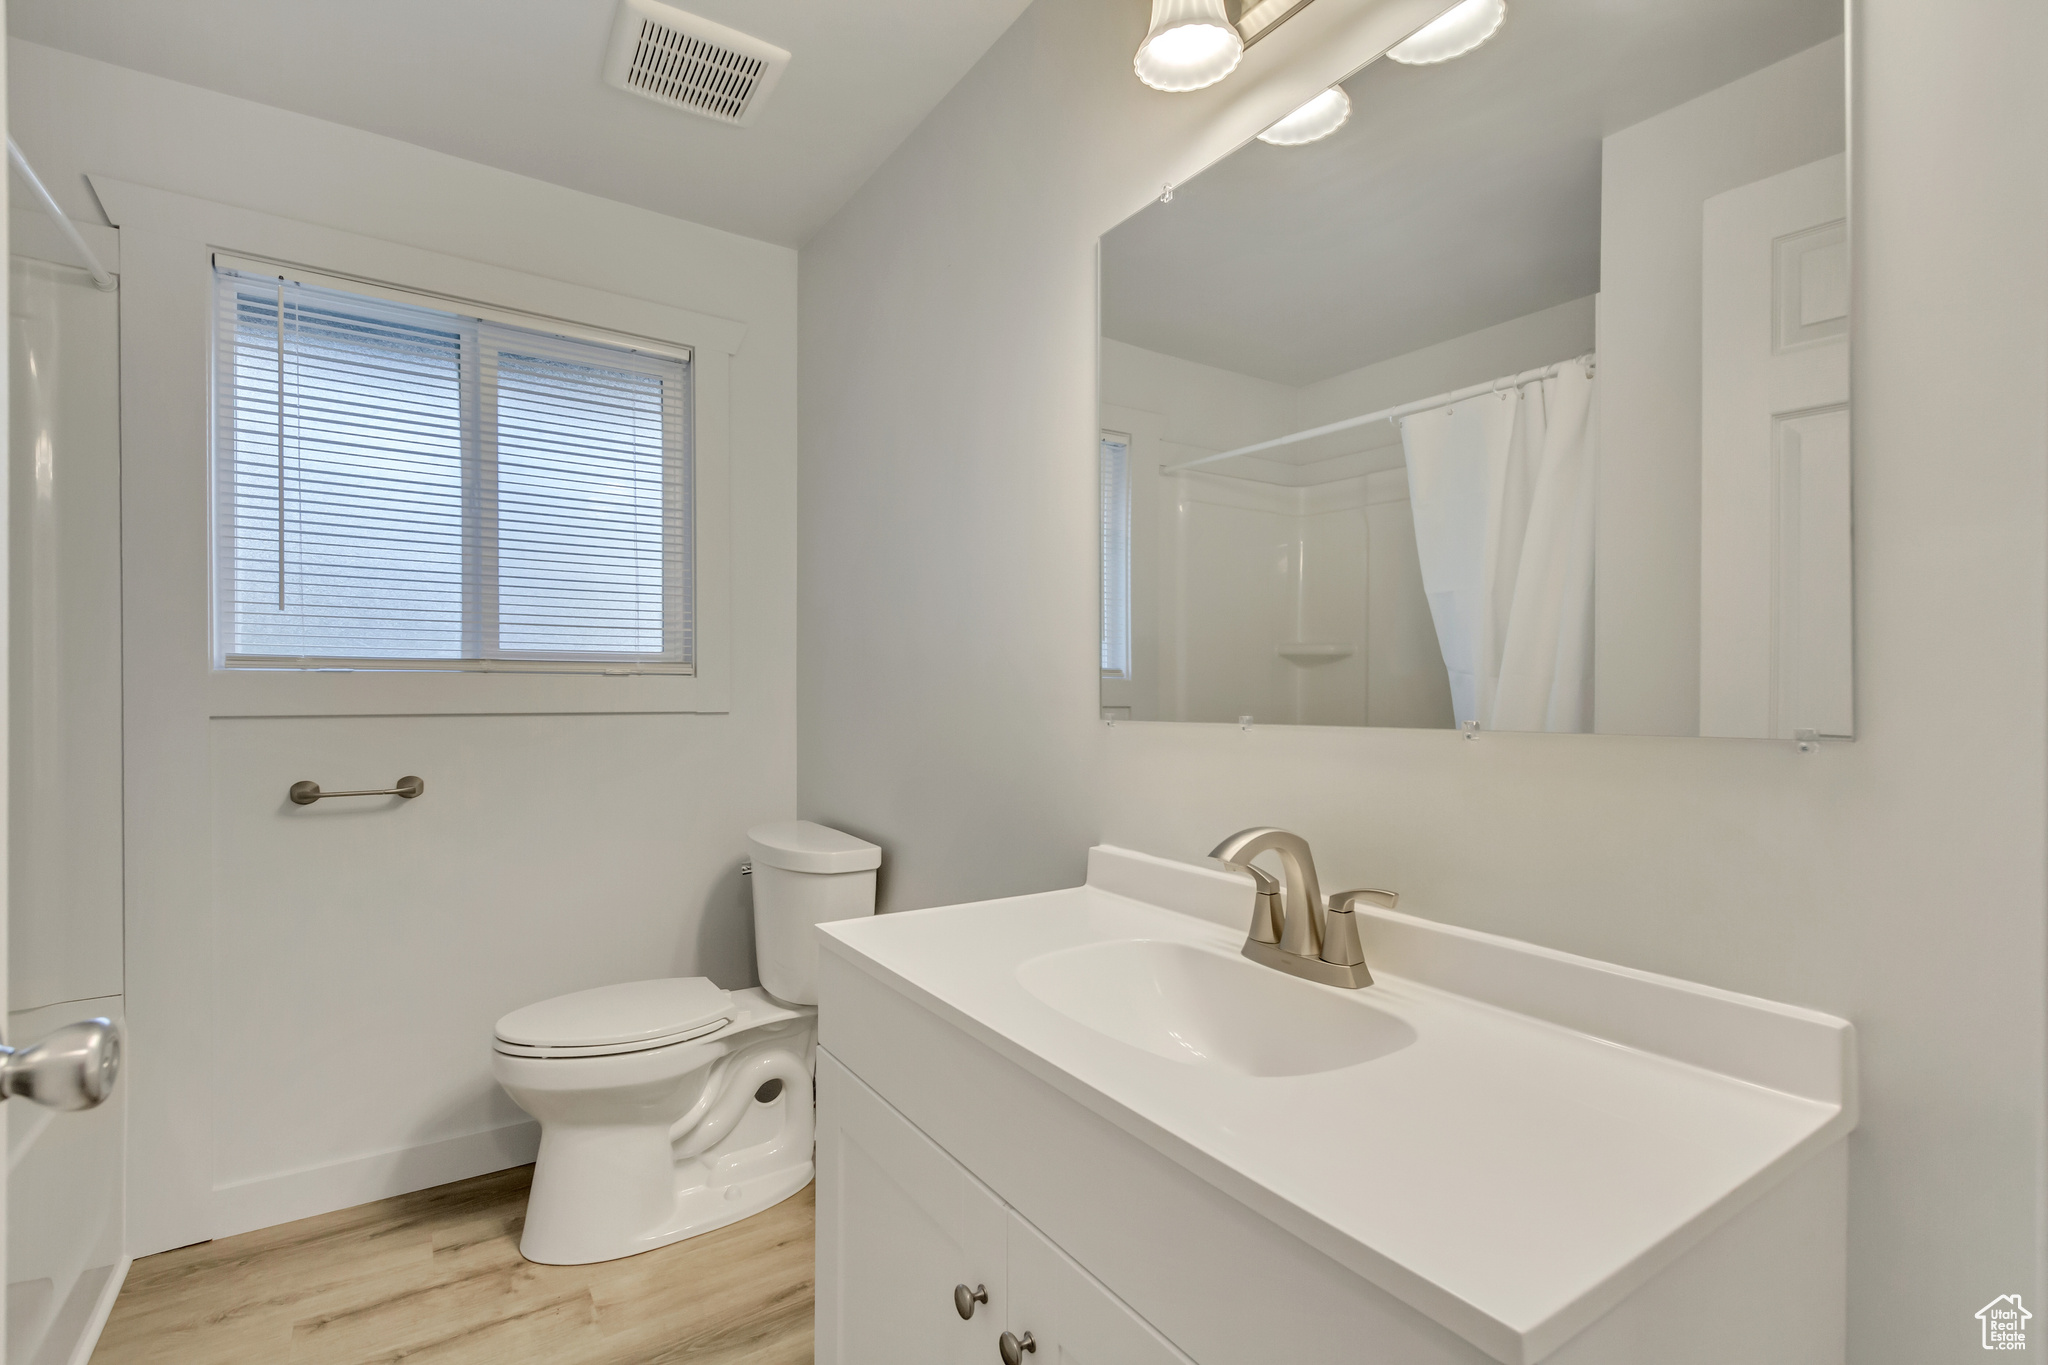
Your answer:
816;1047;1005;1362
1004;1205;1198;1365
814;847;1856;1365
817;1050;1194;1365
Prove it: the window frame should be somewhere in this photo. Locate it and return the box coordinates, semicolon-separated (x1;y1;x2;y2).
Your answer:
212;259;697;675
129;216;743;720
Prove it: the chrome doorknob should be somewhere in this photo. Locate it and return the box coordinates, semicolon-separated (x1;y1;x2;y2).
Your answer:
954;1283;988;1319
999;1330;1037;1364
0;1018;119;1111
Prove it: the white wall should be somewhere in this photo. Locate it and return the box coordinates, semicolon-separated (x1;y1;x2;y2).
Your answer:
8;39;801;1254
1100;338;1295;456
1596;38;1846;736
802;0;1453;904
799;5;2048;1365
1297;295;1596;433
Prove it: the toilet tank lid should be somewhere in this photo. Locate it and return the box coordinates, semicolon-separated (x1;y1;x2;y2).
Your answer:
495;978;734;1049
747;820;882;873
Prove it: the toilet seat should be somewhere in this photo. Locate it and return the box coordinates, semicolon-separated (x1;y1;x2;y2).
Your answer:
494;978;735;1059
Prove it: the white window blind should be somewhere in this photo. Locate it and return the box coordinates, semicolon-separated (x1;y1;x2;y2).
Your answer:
213;264;693;671
1100;432;1132;678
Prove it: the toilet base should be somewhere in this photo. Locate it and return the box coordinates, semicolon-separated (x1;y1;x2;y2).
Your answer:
555;1160;814;1266
498;988;818;1266
522;1151;815;1265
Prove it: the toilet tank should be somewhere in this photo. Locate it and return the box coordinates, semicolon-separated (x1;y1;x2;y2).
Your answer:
746;821;880;1006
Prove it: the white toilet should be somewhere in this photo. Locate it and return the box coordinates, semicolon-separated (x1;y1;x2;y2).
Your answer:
491;820;880;1265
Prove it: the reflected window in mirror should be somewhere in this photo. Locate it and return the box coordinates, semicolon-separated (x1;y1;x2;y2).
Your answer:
1100;431;1133;680
1098;0;1848;740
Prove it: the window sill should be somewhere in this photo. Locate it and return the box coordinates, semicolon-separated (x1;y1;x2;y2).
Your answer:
222;657;694;676
208;665;729;718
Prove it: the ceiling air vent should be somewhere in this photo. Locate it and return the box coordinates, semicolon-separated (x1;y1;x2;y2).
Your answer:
602;0;790;128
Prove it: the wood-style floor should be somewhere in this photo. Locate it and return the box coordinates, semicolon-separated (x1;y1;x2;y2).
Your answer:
89;1166;814;1365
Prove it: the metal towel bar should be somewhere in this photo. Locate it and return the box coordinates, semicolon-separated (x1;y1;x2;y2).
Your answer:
289;776;425;805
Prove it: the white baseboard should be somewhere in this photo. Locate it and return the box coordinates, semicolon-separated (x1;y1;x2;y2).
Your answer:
210;1121;540;1241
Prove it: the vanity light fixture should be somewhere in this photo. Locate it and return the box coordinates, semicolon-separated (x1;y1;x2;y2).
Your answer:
1386;0;1505;65
1134;0;1244;92
1258;86;1352;145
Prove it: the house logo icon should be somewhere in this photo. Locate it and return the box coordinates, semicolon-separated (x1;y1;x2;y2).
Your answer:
1979;1295;2031;1350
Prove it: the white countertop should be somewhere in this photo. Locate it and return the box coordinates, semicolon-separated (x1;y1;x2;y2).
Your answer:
818;845;1855;1364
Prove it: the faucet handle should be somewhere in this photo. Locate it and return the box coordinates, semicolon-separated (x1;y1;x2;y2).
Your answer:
1319;889;1393;976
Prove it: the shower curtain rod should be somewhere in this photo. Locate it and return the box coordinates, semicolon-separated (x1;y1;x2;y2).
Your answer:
1160;353;1596;475
7;139;115;291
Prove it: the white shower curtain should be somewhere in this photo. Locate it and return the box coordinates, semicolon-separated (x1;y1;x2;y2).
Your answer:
1399;360;1597;733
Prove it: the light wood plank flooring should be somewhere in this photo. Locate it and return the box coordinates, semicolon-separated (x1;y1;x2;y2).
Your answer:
90;1166;814;1365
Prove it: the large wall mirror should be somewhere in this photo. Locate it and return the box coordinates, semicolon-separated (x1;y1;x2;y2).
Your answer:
1098;0;1848;738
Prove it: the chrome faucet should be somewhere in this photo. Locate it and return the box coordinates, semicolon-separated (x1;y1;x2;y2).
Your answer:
1208;828;1396;990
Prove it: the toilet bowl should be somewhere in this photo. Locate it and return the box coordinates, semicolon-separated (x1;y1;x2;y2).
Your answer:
491;982;815;1264
491;821;879;1265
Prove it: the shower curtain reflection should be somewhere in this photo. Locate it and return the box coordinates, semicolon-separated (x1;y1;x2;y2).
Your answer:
1401;359;1598;733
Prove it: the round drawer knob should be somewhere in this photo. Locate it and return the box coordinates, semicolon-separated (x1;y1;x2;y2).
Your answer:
954;1283;988;1320
1000;1330;1037;1364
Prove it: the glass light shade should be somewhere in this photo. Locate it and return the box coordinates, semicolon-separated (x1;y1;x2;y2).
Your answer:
1134;0;1244;92
1387;0;1505;65
1258;87;1352;146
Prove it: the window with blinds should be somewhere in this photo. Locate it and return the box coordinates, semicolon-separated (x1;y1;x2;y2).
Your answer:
212;264;693;671
1100;432;1132;679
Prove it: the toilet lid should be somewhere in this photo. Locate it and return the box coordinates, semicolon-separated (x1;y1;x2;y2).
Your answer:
747;820;882;873
495;978;735;1050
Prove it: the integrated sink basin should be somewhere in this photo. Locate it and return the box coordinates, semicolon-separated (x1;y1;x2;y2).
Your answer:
1016;938;1414;1076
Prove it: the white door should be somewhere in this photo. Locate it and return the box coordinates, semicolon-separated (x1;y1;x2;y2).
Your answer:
1002;1212;1194;1365
4;195;131;1361
1700;153;1852;740
816;1051;1008;1365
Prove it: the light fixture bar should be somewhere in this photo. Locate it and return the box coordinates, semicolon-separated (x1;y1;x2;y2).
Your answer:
1236;0;1318;47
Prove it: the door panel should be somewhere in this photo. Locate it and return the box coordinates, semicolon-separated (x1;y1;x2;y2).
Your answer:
817;1050;1007;1365
1005;1212;1195;1365
5;997;124;1365
6;251;129;1365
1700;153;1852;739
9;256;122;1011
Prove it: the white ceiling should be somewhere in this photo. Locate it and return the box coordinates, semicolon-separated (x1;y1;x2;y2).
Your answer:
7;0;1036;247
1102;0;1843;386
